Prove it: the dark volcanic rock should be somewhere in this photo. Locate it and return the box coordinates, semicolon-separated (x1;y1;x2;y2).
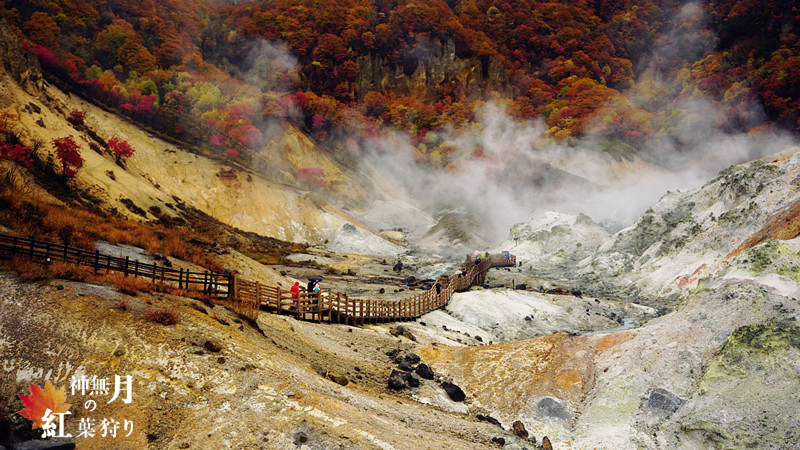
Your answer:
415;363;434;379
203;340;222;352
389;325;417;341
441;381;466;402
511;420;528;439
403;352;421;365
476;414;501;426
648;388;683;416
388;369;419;390
398;361;415;372
491;436;505;446
294;431;308;445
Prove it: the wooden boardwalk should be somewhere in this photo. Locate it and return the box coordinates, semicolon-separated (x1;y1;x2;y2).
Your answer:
0;233;515;324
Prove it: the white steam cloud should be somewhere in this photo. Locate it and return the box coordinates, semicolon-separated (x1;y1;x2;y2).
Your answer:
350;2;799;249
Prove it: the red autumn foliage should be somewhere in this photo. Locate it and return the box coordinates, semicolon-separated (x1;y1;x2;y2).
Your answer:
68;109;86;125
0;143;34;170
52;136;84;178
108;137;136;160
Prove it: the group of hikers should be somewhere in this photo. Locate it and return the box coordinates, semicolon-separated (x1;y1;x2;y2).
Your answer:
289;279;320;310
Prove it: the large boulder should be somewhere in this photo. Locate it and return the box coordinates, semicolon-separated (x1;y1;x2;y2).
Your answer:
441;381;466;402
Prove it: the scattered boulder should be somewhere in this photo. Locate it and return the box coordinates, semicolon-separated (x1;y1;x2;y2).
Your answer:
327;371;349;386
386;349;401;360
476;414;501;426
542;436;553;450
491;436;505;446
389;325;417;341
398;361;415;372
203;340;222;353
511;420;528;439
294;431;308;445
514;283;527;290
415;363;434;380
647;388;683;416
388;369;419;390
403;352;421;365
312;363;327;377
441;381;466;402
393;261;403;272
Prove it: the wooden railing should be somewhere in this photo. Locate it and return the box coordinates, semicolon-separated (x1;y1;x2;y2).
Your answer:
231;252;516;324
0;233;515;324
0;233;231;298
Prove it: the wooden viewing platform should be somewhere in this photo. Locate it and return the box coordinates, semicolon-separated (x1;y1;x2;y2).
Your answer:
0;233;516;324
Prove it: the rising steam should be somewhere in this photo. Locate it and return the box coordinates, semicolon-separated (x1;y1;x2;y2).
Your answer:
348;2;798;248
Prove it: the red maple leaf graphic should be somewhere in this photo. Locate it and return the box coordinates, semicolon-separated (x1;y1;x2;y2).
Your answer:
17;381;71;428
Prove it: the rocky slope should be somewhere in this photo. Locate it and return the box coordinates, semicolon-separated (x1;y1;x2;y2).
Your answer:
414;150;800;448
0;21;407;256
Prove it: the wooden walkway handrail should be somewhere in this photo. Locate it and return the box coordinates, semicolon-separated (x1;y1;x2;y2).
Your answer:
0;232;516;324
0;233;231;298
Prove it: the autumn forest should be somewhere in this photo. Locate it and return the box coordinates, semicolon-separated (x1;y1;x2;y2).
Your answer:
1;0;798;168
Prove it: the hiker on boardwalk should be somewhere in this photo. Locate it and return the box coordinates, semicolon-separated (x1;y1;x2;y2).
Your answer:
290;281;300;309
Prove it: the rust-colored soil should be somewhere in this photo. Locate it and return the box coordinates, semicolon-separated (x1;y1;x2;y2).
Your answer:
729;197;800;258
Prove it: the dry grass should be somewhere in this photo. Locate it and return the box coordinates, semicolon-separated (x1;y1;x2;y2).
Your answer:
5;257;50;281
0;188;226;272
145;307;180;325
5;257;91;282
104;274;153;296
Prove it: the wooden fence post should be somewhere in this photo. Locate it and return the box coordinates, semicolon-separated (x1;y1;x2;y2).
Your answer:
124;256;130;277
94;250;100;274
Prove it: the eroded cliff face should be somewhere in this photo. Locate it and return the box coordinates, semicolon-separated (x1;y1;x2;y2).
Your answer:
357;40;510;101
0;20;42;96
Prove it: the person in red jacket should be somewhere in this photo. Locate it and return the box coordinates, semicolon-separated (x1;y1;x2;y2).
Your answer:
290;281;300;310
